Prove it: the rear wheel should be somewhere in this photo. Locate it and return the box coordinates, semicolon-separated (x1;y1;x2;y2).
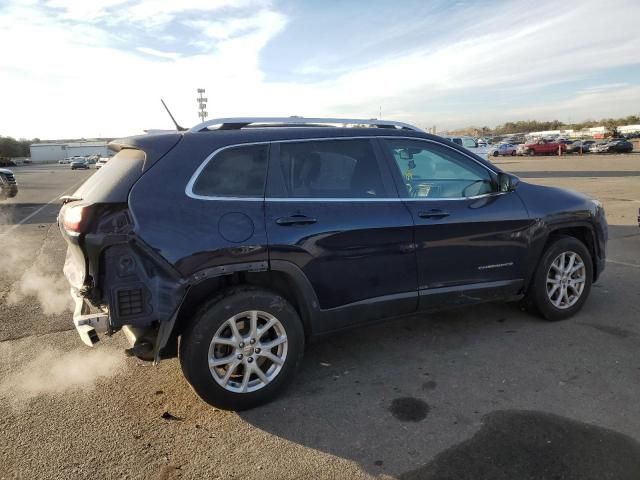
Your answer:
524;236;593;321
511;150;516;156
179;287;304;410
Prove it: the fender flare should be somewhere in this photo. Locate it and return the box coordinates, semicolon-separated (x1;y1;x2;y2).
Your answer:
155;259;322;360
524;220;598;291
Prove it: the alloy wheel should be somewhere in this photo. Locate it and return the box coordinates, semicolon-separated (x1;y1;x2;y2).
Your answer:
208;310;288;393
545;251;586;309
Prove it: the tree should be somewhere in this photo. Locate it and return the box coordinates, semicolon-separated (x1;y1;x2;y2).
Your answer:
0;136;35;158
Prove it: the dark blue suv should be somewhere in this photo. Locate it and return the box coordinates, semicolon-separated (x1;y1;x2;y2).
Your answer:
59;117;607;410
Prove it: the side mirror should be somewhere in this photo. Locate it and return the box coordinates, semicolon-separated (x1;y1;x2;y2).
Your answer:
497;172;519;192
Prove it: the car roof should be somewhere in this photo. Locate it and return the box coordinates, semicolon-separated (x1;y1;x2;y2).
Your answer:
111;126;503;173
190;126;434;142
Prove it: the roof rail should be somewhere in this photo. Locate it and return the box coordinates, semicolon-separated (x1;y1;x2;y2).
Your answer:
188;116;424;133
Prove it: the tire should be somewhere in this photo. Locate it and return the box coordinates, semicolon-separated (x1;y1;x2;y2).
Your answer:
511;150;516;156
179;286;305;410
527;149;536;156
524;235;593;321
493;151;499;157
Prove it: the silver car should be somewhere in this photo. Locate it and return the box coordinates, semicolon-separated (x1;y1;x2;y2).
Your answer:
70;158;90;170
491;143;518;157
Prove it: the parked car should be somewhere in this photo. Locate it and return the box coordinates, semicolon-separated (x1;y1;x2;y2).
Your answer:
59;157;72;164
517;139;566;156
95;157;109;169
442;136;491;159
566;140;596;154
70;158;90;170
0;168;18;199
602;138;634;153
491;143;517;156
590;141;609;153
59;117;607;410
590;139;632;154
444;136;478;149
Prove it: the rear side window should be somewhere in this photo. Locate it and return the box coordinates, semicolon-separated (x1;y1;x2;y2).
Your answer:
275;139;388;198
72;148;146;203
192;144;268;197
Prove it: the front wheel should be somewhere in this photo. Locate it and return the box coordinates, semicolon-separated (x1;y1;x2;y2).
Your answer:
180;287;304;410
524;236;593;321
527;149;536;156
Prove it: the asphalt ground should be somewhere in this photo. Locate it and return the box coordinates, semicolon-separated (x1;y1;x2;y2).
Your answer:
0;155;639;480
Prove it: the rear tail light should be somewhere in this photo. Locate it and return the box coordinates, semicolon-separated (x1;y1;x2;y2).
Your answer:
61;204;90;233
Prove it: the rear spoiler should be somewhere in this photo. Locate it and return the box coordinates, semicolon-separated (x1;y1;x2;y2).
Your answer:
107;133;183;171
108;139;136;153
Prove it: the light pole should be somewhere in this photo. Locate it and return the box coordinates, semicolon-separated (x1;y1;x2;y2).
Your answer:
197;88;208;122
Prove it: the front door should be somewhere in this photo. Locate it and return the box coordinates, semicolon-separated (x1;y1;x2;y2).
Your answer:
265;137;417;332
379;137;533;308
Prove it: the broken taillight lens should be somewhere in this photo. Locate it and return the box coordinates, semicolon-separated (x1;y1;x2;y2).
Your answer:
61;204;89;233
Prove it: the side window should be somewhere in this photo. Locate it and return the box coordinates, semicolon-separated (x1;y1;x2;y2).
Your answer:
461;138;477;148
276;139;388;198
383;139;495;199
191;144;268;197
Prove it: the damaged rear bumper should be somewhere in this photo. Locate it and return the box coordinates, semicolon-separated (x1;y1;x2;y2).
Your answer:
71;288;109;346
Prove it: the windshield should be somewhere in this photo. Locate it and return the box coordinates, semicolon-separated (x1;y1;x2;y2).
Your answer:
462;138;477;148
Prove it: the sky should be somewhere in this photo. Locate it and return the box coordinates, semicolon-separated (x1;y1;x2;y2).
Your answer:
1;0;639;139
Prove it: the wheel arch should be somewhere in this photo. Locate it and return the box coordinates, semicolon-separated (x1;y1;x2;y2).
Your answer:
525;223;598;293
161;261;319;359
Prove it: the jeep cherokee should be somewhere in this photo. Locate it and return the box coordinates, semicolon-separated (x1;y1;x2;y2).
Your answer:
58;117;607;410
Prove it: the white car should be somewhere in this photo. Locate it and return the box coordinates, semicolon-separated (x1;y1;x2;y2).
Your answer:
59;157;72;164
491;143;518;157
95;157;109;169
443;136;492;160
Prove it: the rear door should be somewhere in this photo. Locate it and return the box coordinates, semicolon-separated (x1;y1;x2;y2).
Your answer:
379;137;533;309
265;137;417;333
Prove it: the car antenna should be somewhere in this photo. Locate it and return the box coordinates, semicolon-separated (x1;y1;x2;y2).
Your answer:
161;99;187;131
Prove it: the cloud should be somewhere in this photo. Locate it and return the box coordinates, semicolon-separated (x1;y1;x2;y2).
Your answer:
136;47;181;60
44;0;131;21
186;9;286;43
0;0;639;138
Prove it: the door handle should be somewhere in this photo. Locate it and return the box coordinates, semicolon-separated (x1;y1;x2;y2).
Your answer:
418;209;450;219
275;215;318;226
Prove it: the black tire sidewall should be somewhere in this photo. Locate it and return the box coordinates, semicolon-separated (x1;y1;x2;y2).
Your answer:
180;287;304;410
532;237;593;321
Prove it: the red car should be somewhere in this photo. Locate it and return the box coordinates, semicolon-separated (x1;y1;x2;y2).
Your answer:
518;139;567;156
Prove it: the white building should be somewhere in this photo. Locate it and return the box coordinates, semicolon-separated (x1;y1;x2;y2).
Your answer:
618;124;640;134
30;141;111;163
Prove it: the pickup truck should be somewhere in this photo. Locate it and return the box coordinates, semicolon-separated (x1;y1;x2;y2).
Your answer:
517;139;566;156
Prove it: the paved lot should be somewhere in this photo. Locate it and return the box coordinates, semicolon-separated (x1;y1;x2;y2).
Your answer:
1;156;639;480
